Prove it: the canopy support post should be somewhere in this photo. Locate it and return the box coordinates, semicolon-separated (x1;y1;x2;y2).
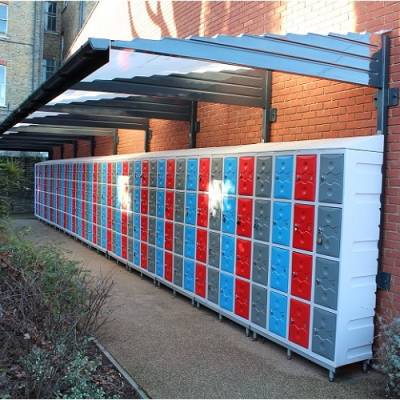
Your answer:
91;137;96;156
189;101;200;148
73;141;78;158
60;144;64;159
261;70;276;143
144;127;151;153
112;129;118;155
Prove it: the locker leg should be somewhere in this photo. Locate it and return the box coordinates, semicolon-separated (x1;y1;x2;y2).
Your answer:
362;360;370;373
116;260;119;265
157;281;160;288
173;289;176;297
287;349;292;360
218;314;223;321
196;301;200;309
153;279;157;287
245;327;250;337
252;331;257;341
328;370;335;382
140;271;143;278
191;298;195;306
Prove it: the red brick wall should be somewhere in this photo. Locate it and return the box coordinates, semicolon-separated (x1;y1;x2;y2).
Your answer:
118;129;145;154
54;1;400;323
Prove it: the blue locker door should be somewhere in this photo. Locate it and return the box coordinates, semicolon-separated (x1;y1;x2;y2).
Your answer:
184;259;195;292
270;247;290;292
220;272;234;312
157;159;166;188
272;202;292;246
221;234;235;273
133;214;140;239
117;161;122;176
222;196;236;234
184;226;196;259
223;157;237;195
269;291;288;338
101;227;107;249
156;249;164;277
134;161;141;186
274;155;294;199
186;159;198;190
134;240;140;266
133;189;140;213
156;218;164;248
185;192;197;225
156;190;165;218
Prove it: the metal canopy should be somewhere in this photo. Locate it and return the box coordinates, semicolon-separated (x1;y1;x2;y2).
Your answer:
0;31;387;151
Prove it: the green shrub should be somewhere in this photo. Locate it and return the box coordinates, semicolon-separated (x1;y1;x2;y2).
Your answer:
376;317;400;397
0;159;23;217
0;224;113;398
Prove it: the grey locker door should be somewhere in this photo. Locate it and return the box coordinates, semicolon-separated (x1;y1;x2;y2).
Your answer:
127;238;133;262
148;217;156;245
319;154;344;204
176;159;186;190
149;189;157;216
211;158;223;181
148;245;156;273
173;255;183;287
150;160;157;187
251;284;267;328
207;267;219;304
209;180;222;231
312;307;337;361
175;191;185;223
208;231;220;268
174;223;184;255
314;257;339;310
255;156;272;198
316;206;342;258
252;242;269;286
254;199;271;242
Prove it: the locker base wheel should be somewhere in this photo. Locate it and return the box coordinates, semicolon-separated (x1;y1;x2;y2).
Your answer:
362;360;370;373
287;349;292;360
328;371;335;382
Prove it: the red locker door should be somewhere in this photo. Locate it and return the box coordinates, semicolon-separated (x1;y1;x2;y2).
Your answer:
107;206;112;230
107;185;112;207
165;252;173;282
92;182;97;206
141;215;148;242
197;193;209;227
235;279;250;319
141;160;149;186
165;221;173;251
199;158;210;192
107;229;112;252
195;263;206;297
93;202;97;225
295;155;317;201
238;156;255;196
165;190;174;220
236;238;251;279
122;211;128;236
123;161;129;175
94;163;98;182
237;198;253;238
289;299;310;348
122;235;127;260
141;243;148;269
291;252;312;301
293;204;315;251
141;188;148;214
166;159;175;189
196;228;207;263
107;163;112;184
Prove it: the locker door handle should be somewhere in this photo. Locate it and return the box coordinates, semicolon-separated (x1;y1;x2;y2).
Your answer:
317;228;323;245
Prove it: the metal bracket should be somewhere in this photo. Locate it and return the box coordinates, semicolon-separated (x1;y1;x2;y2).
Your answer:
376;271;391;290
270;108;277;122
189;101;199;148
112;129;118;155
144;128;152;153
374;87;399;109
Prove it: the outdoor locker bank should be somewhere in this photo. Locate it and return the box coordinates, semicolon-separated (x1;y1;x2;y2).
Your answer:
34;134;383;380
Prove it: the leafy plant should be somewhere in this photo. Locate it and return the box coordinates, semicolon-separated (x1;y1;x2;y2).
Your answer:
0;158;24;217
375;314;400;398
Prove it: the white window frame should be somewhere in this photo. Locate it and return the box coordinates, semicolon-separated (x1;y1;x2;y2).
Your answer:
0;65;6;107
41;58;57;82
44;1;57;32
0;3;8;35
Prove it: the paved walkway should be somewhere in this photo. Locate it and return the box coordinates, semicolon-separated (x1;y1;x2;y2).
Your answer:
14;217;385;398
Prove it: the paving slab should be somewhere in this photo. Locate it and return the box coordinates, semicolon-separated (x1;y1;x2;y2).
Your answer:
12;217;386;399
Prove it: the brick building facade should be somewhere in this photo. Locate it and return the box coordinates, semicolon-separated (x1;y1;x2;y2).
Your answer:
36;1;396;336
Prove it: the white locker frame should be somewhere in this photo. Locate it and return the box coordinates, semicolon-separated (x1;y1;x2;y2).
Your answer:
34;134;384;379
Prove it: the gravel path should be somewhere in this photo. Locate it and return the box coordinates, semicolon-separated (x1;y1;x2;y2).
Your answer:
13;217;386;399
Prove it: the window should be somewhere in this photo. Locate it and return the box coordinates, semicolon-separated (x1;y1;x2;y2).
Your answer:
0;65;6;106
0;3;8;35
41;58;57;82
44;1;57;32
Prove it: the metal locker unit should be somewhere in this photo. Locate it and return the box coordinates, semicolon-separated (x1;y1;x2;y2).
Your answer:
35;135;383;378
